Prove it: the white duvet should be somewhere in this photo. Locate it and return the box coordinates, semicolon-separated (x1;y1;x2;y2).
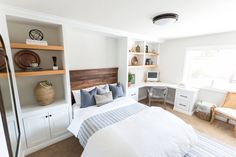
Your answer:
68;97;198;157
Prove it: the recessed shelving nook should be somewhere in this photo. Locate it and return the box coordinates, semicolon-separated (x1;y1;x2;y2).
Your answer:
127;39;160;87
6;15;67;107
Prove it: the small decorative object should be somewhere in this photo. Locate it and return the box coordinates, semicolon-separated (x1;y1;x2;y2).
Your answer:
131;56;138;65
128;73;132;87
145;45;149;53
29;29;44;41
146;58;151;65
131;74;135;84
135;45;140;52
34;80;55;106
14;50;40;70
52;56;58;70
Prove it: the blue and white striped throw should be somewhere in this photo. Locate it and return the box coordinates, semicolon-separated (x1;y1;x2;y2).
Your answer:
77;103;236;157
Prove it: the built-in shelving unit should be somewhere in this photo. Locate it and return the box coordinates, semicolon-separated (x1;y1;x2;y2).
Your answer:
10;43;64;51
127;39;160;87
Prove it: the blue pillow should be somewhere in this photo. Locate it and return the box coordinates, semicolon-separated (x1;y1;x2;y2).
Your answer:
109;83;124;99
80;88;97;108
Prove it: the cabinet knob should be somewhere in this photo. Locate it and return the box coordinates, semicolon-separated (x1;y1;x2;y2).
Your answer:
49;115;52;117
45;115;48;118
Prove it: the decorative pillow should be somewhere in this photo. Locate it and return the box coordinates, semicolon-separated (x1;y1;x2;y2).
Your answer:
95;91;113;107
109;83;124;99
97;84;110;95
72;86;95;106
80;88;97;108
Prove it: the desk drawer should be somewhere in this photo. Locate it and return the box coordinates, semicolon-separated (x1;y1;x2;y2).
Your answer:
176;89;193;101
127;88;138;101
175;99;190;111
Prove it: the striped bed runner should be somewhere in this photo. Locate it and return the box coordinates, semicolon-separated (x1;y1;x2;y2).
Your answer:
77;103;236;156
77;103;146;147
185;133;236;157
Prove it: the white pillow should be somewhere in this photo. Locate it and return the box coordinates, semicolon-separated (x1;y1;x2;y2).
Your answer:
72;86;95;106
97;84;110;94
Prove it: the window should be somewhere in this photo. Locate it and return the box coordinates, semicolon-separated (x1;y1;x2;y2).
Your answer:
184;46;236;91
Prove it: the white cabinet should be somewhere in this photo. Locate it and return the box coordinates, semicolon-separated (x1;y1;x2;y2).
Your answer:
49;108;70;138
174;88;199;115
126;87;139;101
7;119;18;155
23;105;70;148
23;113;51;148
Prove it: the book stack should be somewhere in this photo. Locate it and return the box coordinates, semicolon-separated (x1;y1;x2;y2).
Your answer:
26;39;48;46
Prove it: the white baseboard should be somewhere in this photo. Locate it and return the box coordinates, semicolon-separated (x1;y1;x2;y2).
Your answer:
23;132;73;156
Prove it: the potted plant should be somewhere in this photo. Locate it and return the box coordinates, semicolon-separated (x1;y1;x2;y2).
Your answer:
128;73;132;87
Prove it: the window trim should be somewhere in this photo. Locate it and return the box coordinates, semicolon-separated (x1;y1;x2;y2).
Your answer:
183;45;236;92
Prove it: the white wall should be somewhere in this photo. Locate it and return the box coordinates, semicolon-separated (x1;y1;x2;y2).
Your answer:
160;31;236;105
65;27;118;70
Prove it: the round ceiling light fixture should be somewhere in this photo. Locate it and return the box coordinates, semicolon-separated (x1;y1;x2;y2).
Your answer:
153;13;179;26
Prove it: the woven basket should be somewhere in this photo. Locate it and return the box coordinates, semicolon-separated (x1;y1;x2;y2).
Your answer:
34;81;55;105
195;111;212;121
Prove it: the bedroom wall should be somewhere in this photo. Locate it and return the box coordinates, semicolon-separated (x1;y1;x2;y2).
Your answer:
159;31;236;106
65;27;118;70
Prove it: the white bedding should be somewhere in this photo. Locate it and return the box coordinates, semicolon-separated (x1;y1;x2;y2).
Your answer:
68;97;198;157
69;97;137;136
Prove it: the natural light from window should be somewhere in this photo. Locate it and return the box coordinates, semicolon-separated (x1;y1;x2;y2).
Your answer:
184;46;236;91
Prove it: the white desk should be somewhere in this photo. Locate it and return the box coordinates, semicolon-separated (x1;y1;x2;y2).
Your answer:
126;82;199;115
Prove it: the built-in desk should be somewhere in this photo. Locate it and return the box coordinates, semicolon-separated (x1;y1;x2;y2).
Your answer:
127;82;199;115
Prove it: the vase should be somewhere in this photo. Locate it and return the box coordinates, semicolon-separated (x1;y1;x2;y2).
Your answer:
34;81;55;105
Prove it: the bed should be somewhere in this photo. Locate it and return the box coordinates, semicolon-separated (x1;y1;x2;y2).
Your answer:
68;67;236;157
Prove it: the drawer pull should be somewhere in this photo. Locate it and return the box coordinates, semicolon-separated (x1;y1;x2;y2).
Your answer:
180;95;187;98
179;103;186;107
131;94;136;96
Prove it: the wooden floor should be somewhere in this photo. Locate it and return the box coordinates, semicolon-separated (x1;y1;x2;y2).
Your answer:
27;100;236;157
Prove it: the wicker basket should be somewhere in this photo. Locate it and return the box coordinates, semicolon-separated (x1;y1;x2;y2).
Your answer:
34;81;55;105
195;111;212;121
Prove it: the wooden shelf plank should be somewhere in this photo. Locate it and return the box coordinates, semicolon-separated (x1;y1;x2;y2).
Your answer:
10;43;64;51
128;52;144;55
145;53;159;56
15;70;65;77
128;65;157;68
0;73;7;78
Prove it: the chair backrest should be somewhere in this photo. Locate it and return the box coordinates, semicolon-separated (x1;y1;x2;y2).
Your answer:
149;87;168;98
222;92;236;109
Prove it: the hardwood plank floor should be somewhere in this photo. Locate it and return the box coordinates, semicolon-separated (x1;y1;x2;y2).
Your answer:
27;100;236;157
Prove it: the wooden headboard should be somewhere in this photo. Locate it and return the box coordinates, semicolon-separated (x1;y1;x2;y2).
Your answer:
69;67;118;90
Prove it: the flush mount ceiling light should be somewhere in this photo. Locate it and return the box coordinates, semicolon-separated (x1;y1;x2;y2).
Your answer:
153;13;179;26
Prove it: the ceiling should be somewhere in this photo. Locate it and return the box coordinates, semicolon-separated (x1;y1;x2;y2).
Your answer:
1;0;236;40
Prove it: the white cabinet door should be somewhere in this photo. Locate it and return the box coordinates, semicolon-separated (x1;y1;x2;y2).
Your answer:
49;106;69;138
7;120;17;155
23;113;51;148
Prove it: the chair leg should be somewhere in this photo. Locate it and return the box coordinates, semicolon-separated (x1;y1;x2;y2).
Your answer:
234;126;236;138
163;100;167;110
148;99;151;106
210;109;215;124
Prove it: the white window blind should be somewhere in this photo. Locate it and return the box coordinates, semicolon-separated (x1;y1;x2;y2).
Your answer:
184;46;236;91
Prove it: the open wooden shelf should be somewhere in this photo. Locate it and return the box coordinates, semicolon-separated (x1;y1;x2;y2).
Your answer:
128;52;144;55
128;65;157;68
145;53;159;56
0;70;65;78
16;70;65;77
0;73;8;78
10;43;64;51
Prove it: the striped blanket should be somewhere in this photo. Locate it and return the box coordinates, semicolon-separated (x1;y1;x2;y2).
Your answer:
77;103;236;157
77;103;147;147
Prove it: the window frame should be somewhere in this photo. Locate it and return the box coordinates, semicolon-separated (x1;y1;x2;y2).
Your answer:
183;45;236;92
